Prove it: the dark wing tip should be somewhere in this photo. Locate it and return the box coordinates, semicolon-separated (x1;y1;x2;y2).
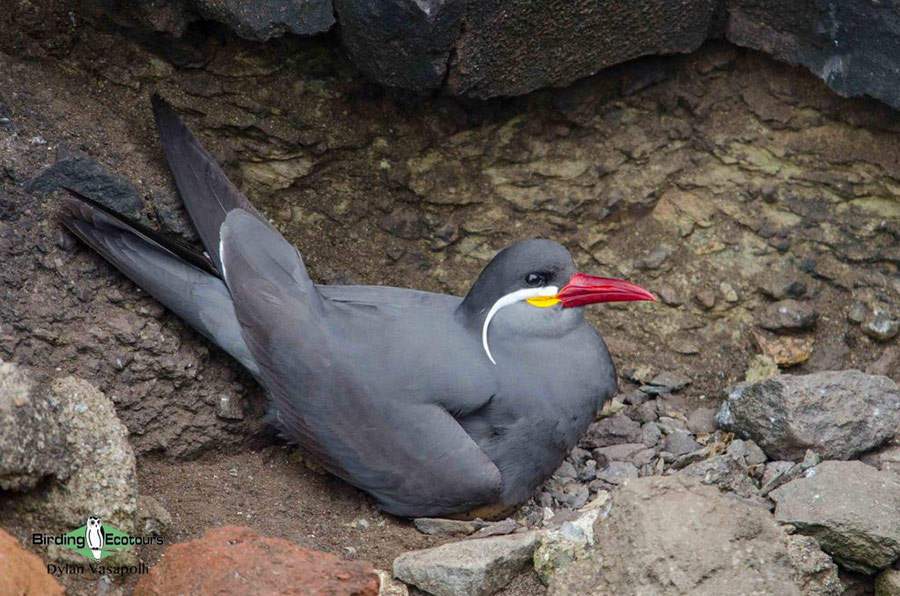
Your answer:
150;94;183;134
150;93;170;114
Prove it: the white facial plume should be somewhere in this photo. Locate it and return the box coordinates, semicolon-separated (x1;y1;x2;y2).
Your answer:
481;286;558;365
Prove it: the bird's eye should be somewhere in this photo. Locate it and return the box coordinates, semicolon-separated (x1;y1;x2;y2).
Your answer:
525;272;546;287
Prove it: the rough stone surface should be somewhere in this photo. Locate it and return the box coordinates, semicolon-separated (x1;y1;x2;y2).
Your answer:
135;525;379;595
0;361;70;490
716;371;900;461
771;460;900;574
333;0;721;98
580;414;641;448
16;376;138;565
413;517;485;537
84;0;334;40
678;453;760;498
0;527;65;596
548;475;840;595
533;509;601;585
29;145;143;218
393;532;539;596
333;0;463;92
727;0;900;109
193;0;334;40
759;299;818;331
876;569;900;596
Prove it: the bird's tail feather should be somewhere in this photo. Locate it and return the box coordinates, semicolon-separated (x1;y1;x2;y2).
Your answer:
61;189;260;375
151;94;264;274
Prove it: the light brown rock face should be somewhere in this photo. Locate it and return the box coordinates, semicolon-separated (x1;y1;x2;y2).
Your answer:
135;525;379;596
772;461;900;574
548;475;840;595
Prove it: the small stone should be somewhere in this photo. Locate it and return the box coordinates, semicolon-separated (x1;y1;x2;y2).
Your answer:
743;440;768;466
376;569;409;596
694;290;716;310
663;430;700;456
630;448;657;468
468;518;519;539
216;393;244;421
867;346;900;378
847;300;868;324
592;443;645;462
658;284;683;306
760;461;795;492
646;371;691;393
686;408;716;434
628;401;659;425
759;300;818;331
752;332;814;366
719;282;739;303
393;532;539;596
657;416;688;433
594;461;639;486
862;311;900;341
580;414;641;448
553;461;578;480
414;518;485;537
639;245;670;270
640;422;662;447
136;495;172;537
678;454;759;498
758;276;807;300
745;354;779;382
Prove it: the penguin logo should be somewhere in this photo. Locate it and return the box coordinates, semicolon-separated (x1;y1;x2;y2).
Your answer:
85;516;104;560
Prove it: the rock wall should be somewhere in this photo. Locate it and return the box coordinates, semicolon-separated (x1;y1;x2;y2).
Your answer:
72;0;900;107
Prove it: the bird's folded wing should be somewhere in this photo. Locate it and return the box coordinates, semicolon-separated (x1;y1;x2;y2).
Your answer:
219;211;502;516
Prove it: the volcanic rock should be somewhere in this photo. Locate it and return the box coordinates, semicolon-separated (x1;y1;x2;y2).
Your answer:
716;371;900;461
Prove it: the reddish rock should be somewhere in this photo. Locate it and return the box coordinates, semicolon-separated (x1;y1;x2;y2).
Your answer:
135;525;379;596
0;527;65;596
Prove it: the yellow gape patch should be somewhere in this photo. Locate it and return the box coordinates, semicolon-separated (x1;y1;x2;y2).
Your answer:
526;295;561;308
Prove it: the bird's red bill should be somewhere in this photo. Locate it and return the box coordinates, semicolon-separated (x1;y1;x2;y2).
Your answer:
556;273;656;308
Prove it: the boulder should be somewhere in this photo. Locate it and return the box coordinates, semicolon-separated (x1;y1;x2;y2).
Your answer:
716;371;900;461
0;527;64;596
83;0;333;40
0;361;70;491
876;569;900;596
19;376;138;562
333;0;721;97
135;525;379;595
727;0;900;110
771;460;900;574
393;531;539;596
333;0;463;92
548;475;840;595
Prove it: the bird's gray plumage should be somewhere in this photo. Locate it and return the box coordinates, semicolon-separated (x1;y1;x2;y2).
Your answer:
60;97;619;517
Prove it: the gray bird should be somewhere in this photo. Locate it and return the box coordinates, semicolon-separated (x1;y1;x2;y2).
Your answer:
61;96;655;518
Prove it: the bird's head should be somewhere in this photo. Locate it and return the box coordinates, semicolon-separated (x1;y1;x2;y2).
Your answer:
458;239;655;365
